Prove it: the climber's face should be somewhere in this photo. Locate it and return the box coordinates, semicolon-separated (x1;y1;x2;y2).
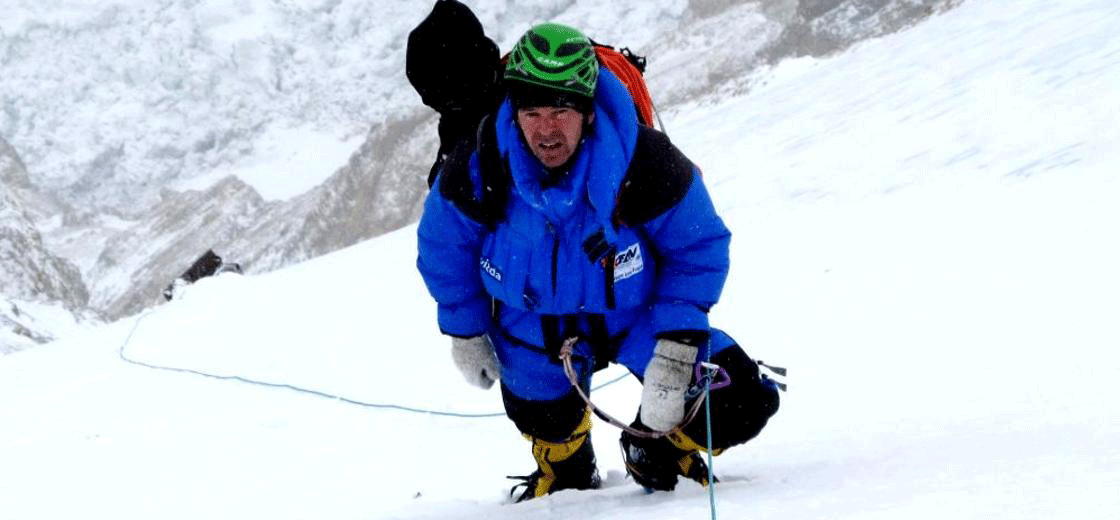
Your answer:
516;106;592;169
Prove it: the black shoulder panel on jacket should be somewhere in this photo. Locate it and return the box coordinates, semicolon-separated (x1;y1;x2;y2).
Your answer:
435;114;508;228
616;126;696;226
435;120;482;218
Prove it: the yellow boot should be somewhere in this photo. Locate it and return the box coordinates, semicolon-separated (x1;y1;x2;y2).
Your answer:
509;409;601;502
621;426;721;491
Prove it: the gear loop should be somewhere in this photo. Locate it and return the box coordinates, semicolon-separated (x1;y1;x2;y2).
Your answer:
559;337;708;439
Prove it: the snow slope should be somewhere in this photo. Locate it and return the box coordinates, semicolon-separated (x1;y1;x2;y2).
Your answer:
2;0;1118;518
1;0;957;336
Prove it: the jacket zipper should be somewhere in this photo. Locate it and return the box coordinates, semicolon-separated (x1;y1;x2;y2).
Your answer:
549;222;559;295
604;246;616;310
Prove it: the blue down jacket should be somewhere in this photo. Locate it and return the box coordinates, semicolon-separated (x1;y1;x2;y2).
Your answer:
417;67;736;400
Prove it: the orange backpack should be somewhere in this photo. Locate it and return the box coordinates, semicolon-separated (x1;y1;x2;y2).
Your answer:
593;44;656;127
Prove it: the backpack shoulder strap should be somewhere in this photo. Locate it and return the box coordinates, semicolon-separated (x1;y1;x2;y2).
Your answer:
615;125;696;226
436;114;509;229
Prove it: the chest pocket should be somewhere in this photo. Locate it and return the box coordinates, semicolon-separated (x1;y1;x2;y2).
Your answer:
480;205;656;313
582;227;655;311
478;201;560;311
479;223;532;310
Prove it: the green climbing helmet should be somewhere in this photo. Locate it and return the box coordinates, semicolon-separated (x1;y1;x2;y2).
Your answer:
504;23;598;100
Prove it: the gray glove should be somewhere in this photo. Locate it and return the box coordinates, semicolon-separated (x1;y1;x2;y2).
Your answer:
640;339;699;431
451;335;500;389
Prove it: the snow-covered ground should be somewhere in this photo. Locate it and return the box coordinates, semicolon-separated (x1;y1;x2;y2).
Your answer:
2;0;1118;518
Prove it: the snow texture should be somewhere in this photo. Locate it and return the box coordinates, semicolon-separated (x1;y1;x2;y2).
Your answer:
1;0;955;329
1;0;1118;518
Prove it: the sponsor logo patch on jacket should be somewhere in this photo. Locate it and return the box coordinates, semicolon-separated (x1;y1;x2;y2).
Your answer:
613;243;644;281
480;257;503;282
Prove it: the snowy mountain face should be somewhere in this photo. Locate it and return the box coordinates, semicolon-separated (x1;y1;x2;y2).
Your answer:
1;137;89;352
89;110;434;318
767;0;964;60
2;0;1117;514
0;0;955;337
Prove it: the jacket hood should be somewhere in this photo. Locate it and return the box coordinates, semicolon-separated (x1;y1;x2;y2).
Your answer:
495;65;640;241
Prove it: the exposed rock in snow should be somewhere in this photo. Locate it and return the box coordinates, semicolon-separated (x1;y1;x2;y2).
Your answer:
1;137;92;351
1;0;957;338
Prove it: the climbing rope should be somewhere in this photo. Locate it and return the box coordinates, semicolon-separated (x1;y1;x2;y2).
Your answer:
702;357;719;520
559;337;729;440
120;306;782;519
117;310;629;418
560;336;730;519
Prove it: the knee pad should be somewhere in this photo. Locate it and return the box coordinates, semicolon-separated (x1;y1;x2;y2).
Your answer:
679;345;780;451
